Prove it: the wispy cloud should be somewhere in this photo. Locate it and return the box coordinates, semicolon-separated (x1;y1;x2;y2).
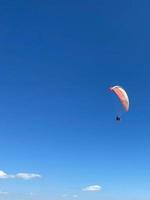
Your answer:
73;194;78;198
62;194;78;199
28;192;37;196
0;171;15;179
16;173;41;180
0;191;8;195
0;170;42;180
62;194;68;198
82;185;102;192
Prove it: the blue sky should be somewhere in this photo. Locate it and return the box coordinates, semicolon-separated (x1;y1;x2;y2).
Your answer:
0;0;150;199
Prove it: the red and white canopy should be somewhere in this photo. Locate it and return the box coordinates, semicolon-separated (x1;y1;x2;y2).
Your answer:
110;86;129;111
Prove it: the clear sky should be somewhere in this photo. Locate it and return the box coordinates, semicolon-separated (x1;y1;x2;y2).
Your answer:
0;0;150;199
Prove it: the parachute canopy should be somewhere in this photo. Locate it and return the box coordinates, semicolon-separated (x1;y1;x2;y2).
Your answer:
110;86;129;112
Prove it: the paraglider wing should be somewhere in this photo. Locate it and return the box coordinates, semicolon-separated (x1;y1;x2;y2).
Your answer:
110;86;129;112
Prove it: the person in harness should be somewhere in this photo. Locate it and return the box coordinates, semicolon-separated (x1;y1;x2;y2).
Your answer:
116;115;121;121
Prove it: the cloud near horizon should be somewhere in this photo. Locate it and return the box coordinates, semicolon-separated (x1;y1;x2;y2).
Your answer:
82;185;102;192
73;194;78;198
0;191;8;195
0;170;42;180
62;194;78;199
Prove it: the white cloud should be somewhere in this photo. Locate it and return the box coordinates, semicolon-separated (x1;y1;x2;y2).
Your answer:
0;171;9;179
0;170;41;180
16;173;41;180
82;185;102;192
